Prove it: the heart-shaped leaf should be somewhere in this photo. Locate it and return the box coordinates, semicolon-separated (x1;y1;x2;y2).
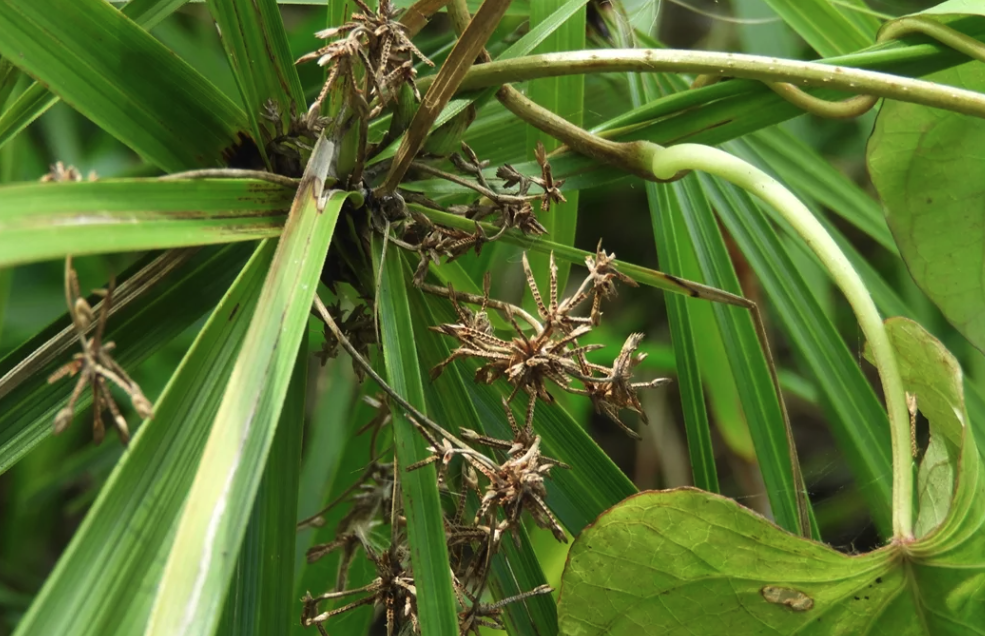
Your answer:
868;2;985;353
558;318;984;635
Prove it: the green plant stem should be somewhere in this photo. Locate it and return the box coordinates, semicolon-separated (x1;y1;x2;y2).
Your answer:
432;49;985;119
649;143;913;540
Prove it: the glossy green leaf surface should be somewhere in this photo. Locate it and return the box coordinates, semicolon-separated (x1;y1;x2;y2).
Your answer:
206;0;306;166
559;322;984;636
373;244;460;636
218;337;306;636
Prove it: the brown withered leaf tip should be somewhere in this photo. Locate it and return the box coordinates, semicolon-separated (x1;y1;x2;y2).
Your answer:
47;257;153;446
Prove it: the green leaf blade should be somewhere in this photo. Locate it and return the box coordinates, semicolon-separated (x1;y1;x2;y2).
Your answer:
523;0;586;295
219;337;306;636
373;243;460;636
12;242;274;636
0;179;294;266
559;319;985;636
0;0;251;171
868;19;985;354
205;0;307;167
145;137;354;636
700;170;893;535
0;245;253;474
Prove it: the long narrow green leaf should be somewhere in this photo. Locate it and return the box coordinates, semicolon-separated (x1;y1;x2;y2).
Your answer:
761;0;874;56
0;179;294;267
0;83;57;153
122;0;194;30
0;0;250;171
218;337;306;635
0;244;254;474
146;138;356;636
523;0;585;296
621;53;720;492
700;171;893;535
410;286;556;636
206;0;306;169
373;242;460;636
0;0;190;153
670;174;807;535
12;241;275;636
294;358;355;580
648;183;720;492
0;269;10;348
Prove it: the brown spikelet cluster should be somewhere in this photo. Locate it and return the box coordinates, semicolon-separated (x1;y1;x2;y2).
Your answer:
47;257;153;445
297;0;432;118
428;245;668;439
300;397;556;635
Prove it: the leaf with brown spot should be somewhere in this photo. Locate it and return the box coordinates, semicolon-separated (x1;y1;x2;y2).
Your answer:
559;318;985;635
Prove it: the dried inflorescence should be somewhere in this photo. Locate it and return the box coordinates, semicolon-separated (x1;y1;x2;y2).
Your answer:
302;535;417;636
48;257;153;445
40;161;97;183
428;246;667;439
297;0;432;118
398;210;487;287
301;377;561;635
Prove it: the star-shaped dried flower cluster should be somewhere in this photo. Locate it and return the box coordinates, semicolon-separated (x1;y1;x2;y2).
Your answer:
48;258;153;445
454;141;565;236
297;0;432;118
428;244;668;439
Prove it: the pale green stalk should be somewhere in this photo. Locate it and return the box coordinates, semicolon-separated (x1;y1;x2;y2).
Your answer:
650;144;913;539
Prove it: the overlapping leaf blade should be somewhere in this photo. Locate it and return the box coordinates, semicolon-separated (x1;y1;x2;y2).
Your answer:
523;0;585;296
145;137;355;636
0;0;250;171
372;243;460;636
700;171;892;534
0;245;254;474
0;179;294;267
218;339;306;635
410;283;557;636
206;0;306;167
11;242;274;636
